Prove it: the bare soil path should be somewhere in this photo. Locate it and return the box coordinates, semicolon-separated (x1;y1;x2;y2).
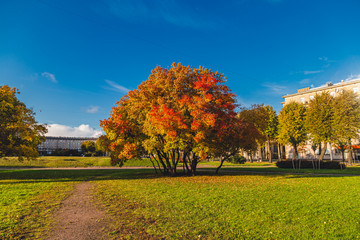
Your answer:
46;181;109;240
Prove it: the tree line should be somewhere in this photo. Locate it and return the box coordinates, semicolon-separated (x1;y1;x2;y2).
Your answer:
2;64;360;175
278;90;360;166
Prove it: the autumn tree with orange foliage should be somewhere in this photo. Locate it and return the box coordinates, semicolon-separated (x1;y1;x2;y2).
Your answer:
100;63;245;176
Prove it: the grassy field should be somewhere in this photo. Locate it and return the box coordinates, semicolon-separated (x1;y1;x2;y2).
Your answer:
2;158;360;239
94;170;360;239
0;156;156;168
0;169;122;239
5;156;339;169
0;156;274;169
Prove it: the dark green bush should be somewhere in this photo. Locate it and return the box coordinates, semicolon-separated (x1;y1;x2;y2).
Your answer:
50;149;82;156
228;155;246;164
276;160;346;169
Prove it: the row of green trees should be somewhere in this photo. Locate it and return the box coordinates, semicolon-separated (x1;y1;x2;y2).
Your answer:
236;90;360;167
278;90;360;165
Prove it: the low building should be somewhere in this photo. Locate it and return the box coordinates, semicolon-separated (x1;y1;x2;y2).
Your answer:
38;136;98;154
282;78;360;160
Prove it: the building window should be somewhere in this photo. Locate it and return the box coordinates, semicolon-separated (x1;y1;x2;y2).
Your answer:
353;87;359;93
330;91;335;97
309;95;314;100
300;97;305;104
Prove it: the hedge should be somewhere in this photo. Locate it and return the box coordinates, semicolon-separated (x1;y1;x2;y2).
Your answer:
276;160;346;169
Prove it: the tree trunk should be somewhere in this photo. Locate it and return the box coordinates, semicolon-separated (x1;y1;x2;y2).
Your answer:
311;148;317;170
318;142;327;161
216;157;226;174
347;141;353;166
191;158;198;176
268;138;272;163
328;142;333;161
148;156;158;174
258;148;262;162
277;143;281;161
291;145;296;169
294;145;299;161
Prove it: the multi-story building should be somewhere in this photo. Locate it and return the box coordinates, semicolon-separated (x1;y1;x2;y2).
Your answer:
282;79;360;106
282;78;360;160
38;136;98;154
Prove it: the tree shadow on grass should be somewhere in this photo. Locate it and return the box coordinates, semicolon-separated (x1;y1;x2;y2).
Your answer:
0;167;359;184
223;166;360;176
0;169;161;184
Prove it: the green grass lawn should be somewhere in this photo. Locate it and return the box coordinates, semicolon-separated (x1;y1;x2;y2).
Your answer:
0;156;112;168
94;170;360;239
0;156;157;168
0;169;120;239
3;166;360;239
198;160;275;167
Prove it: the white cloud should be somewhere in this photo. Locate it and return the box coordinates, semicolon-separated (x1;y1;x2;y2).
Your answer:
86;105;100;114
46;124;102;137
41;72;58;83
105;79;131;94
345;74;360;81
318;56;336;64
299;78;311;84
318;56;328;61
262;83;287;95
303;70;322;75
236;96;252;109
106;0;213;29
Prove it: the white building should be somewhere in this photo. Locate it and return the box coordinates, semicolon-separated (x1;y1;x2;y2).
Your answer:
38;136;97;154
282;78;360;160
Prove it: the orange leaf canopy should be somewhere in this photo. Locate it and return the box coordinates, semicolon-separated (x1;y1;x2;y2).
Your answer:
100;63;245;171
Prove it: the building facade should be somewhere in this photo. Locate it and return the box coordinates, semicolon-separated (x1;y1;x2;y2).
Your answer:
282;79;360;106
38;136;98;154
282;78;360;160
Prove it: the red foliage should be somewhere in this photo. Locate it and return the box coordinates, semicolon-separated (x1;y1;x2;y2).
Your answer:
100;63;244;174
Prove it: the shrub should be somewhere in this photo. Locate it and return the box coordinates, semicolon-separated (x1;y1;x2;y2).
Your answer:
50;149;82;156
228;155;246;164
276;160;346;169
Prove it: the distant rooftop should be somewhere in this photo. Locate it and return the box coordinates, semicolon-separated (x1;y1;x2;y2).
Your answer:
283;78;360;98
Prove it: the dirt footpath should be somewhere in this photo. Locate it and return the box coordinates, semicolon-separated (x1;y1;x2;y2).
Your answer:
47;181;109;240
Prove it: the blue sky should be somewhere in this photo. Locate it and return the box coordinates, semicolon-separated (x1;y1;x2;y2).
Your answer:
2;0;360;137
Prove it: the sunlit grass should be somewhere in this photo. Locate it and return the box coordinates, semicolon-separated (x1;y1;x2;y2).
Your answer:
198;160;276;167
0;169;120;239
0;156;155;168
95;171;360;239
0;156;112;168
3;166;360;239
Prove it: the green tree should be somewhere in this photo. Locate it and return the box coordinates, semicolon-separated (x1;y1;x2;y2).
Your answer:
332;90;360;165
239;104;277;162
95;136;107;156
278;101;307;164
305;92;334;161
0;85;47;160
81;140;96;156
264;105;278;162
